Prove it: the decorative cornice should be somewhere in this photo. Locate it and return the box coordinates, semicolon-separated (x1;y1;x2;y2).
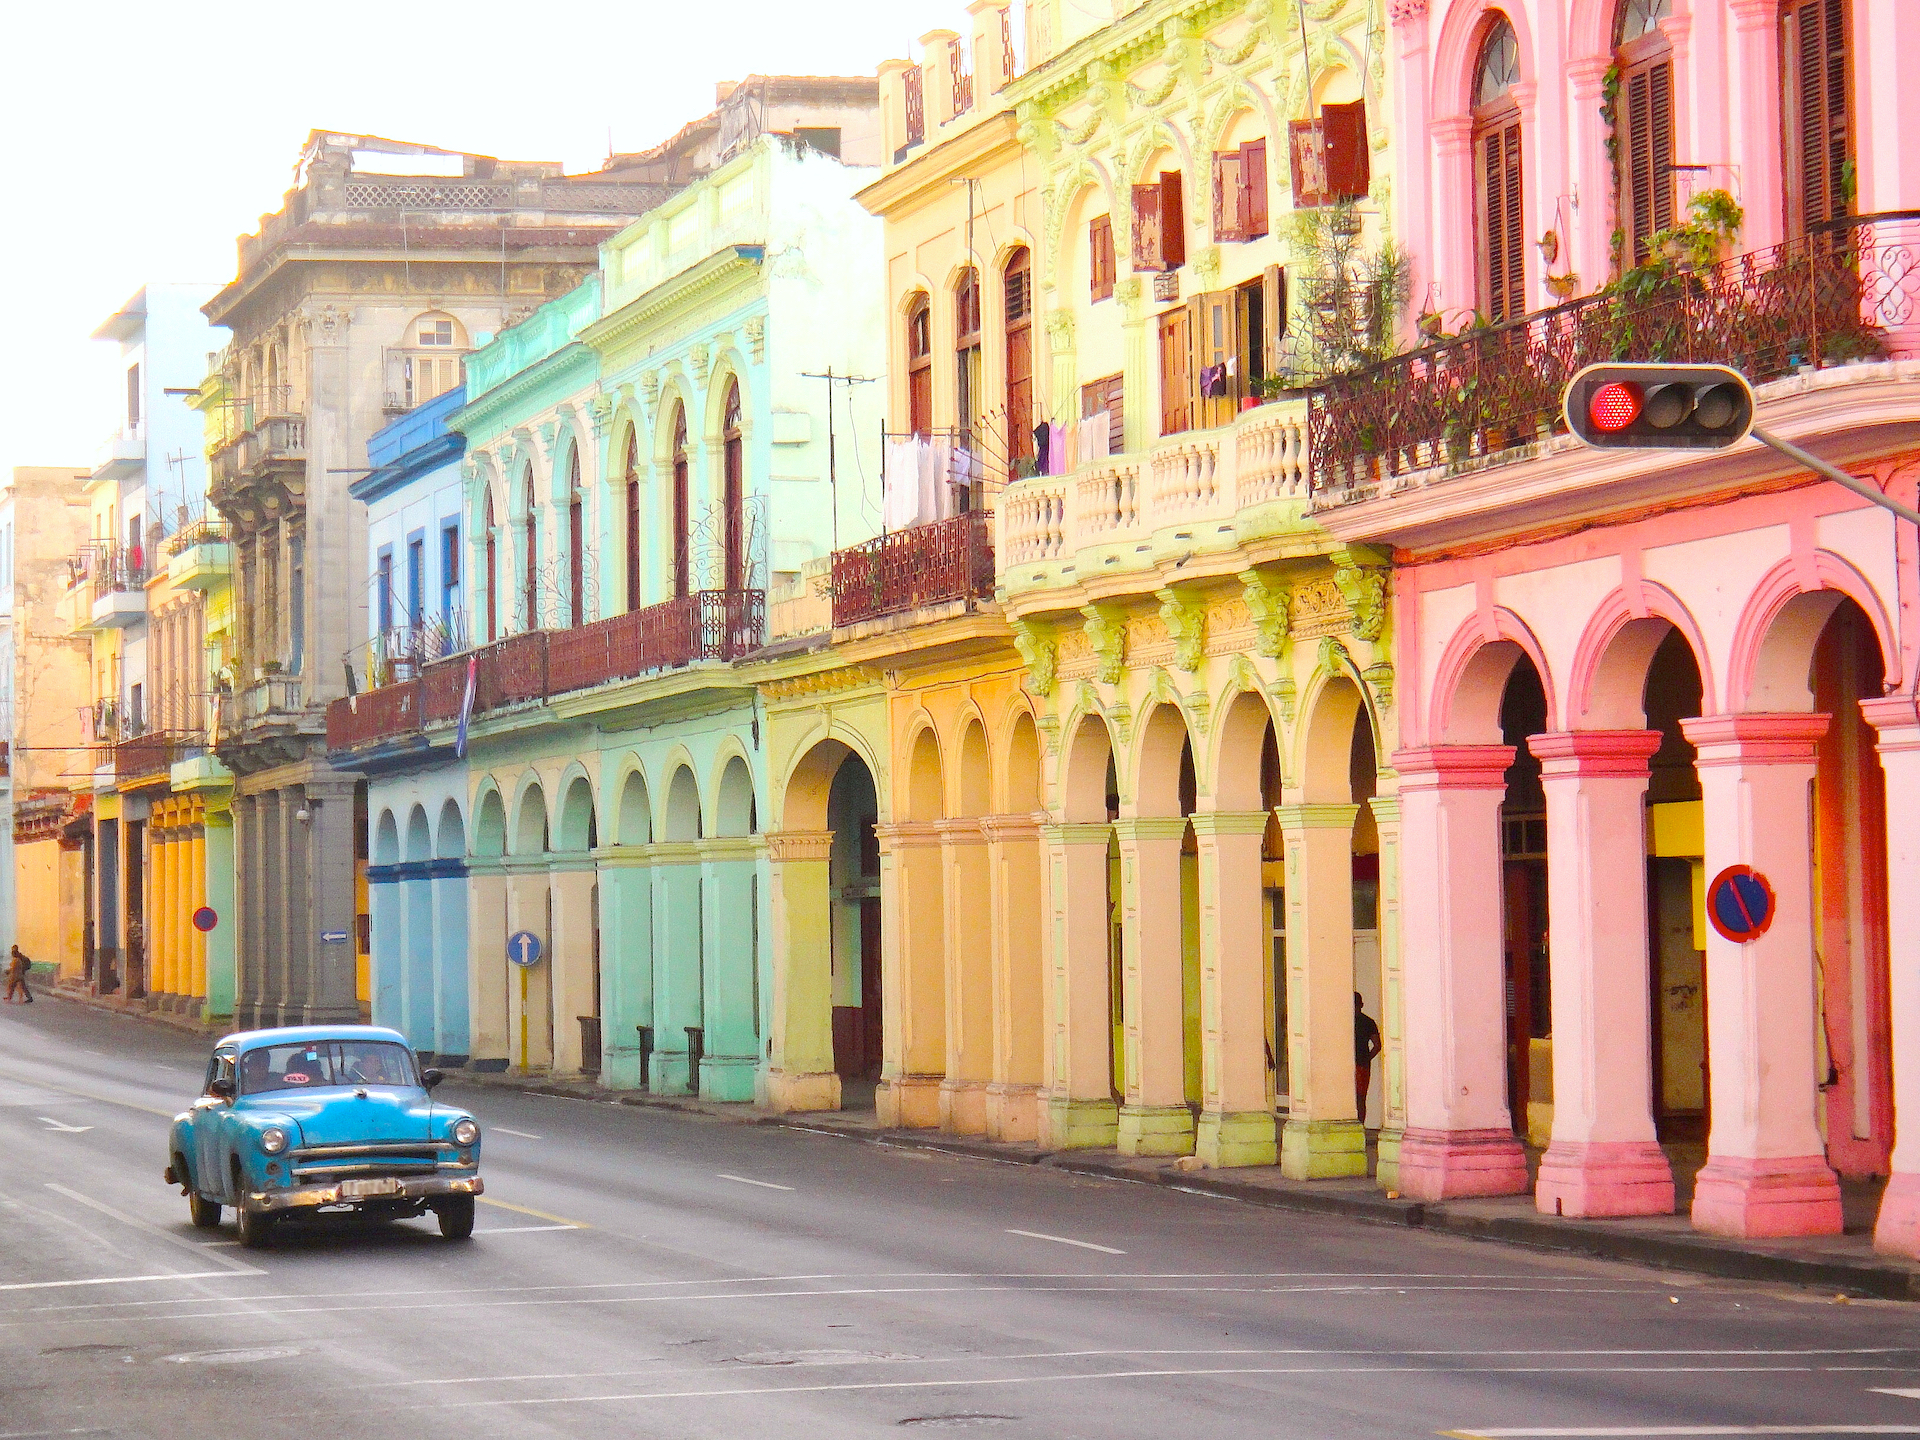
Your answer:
581;248;766;361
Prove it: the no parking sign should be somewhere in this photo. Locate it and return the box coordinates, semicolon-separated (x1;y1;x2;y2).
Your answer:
1706;865;1776;944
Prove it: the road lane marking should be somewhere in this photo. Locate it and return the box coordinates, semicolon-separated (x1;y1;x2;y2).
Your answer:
473;1224;579;1235
0;1068;175;1118
1876;1392;1920;1400
35;1118;93;1133
0;1271;254;1293
475;1195;590;1228
491;1127;542;1139
43;1184;263;1274
716;1173;794;1191
1005;1228;1124;1255
1445;1432;1920;1438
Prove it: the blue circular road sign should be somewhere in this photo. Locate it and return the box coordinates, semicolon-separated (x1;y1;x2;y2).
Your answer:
507;930;544;968
1707;865;1776;944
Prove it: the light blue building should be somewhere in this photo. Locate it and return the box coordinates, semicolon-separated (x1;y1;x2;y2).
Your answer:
342;387;475;1065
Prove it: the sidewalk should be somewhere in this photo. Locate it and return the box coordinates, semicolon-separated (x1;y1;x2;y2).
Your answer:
47;979;225;1036
451;1065;1920;1302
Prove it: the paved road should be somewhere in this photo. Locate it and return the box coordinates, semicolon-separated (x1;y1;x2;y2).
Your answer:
3;1000;1917;1440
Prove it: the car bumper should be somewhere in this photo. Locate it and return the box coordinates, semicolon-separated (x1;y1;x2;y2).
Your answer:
245;1172;483;1214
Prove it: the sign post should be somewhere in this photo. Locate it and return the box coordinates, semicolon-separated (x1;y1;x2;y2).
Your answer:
507;931;543;1072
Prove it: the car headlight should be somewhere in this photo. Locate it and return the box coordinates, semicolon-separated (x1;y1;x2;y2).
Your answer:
451;1118;479;1147
260;1126;290;1155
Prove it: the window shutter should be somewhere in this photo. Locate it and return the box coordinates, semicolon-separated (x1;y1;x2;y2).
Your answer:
1288;119;1328;207
1323;101;1371;200
1081;373;1125;455
1621;59;1673;264
1242;139;1269;237
1132;183;1163;270
1262;264;1287;376
1185;292;1206;423
1784;0;1852;234
1477;117;1525;323
1213;151;1244;243
1160;170;1186;268
1158;306;1193;437
1090;215;1115;301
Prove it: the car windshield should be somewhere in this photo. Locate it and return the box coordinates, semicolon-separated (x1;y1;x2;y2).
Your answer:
239;1040;417;1094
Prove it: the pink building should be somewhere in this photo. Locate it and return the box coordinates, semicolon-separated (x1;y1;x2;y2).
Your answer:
1315;0;1918;1252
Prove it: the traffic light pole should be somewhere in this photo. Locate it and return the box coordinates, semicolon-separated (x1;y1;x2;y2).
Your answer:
1750;427;1920;527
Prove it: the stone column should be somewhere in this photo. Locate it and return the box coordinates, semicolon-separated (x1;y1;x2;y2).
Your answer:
938;818;993;1134
505;860;553;1072
190;818;209;1006
1112;816;1193;1156
203;810;235;1022
699;836;763;1102
432;858;471;1064
1391;747;1529;1201
549;857;598;1076
1274;803;1366;1180
402;861;436;1050
305;778;361;1024
1681;714;1843;1238
233;795;260;1025
466;858;511;1069
369;860;404;1032
982;813;1043;1143
1530;731;1674;1218
1191;811;1277;1168
1369;793;1408;1190
1039;823;1119;1149
596;847;654;1092
149;829;171;1002
1862;697;1920;1257
764;831;839;1113
876;822;946;1128
650;841;703;1093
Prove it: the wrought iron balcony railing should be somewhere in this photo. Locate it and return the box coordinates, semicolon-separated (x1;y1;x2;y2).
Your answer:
830;511;995;627
326;589;766;753
1308;210;1920;501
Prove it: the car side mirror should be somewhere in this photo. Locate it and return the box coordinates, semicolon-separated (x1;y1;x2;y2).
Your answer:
421;1069;445;1090
209;1078;236;1100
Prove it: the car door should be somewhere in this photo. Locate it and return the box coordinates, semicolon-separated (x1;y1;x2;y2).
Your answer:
194;1049;236;1196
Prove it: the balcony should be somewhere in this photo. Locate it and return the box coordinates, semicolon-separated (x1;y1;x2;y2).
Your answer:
325;590;766;755
1308;211;1920;507
93;426;145;482
63;543;150;632
998;399;1311;591
830;512;995;628
240;675;305;721
115;731;191;785
165;519;233;593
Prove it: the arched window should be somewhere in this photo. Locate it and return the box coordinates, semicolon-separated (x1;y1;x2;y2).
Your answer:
623;425;641;613
954;269;982;443
1472;15;1525;323
1783;0;1853;236
483;486;498;644
722;381;745;592
402;311;468;408
1613;0;1674;267
906;294;933;436
1004;248;1033;470
521;467;538;631
670;404;690;599
567;443;584;629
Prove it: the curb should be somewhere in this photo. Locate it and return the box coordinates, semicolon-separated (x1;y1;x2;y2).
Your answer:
46;986;225;1036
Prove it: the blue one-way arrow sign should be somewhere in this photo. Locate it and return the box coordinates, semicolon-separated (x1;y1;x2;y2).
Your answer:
507;931;543;968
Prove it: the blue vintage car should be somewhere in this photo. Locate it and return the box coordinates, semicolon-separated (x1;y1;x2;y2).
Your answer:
164;1024;484;1247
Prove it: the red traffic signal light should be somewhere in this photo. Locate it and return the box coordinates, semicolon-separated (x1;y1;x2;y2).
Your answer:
1564;364;1755;450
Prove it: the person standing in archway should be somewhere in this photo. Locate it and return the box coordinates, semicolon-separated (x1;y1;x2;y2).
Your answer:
1355;992;1381;1125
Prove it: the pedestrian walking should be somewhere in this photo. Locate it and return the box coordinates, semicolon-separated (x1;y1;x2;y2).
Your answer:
1354;991;1380;1124
5;945;34;1004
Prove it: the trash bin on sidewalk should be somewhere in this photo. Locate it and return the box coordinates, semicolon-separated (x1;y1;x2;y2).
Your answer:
577;1016;602;1076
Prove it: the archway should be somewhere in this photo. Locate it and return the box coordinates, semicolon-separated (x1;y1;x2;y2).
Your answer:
370;810;403;1039
433;800;471;1064
657;764;705;1093
1048;711;1122;1149
887;725;948;1128
1496;653;1550;1145
706;754;763;1101
468;787;510;1069
509;780;552;1072
990;711;1046;1142
554;775;601;1076
403;806;434;1055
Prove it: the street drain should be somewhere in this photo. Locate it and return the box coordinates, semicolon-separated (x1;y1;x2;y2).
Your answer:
162;1346;304;1365
897;1417;1018;1429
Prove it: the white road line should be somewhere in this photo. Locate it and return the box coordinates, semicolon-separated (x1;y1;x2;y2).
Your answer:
473;1224;579;1235
43;1184;264;1275
1443;1430;1920;1438
491;1127;542;1139
0;1271;253;1293
1875;1392;1920;1400
715;1173;794;1191
34;1118;92;1133
1006;1228;1125;1255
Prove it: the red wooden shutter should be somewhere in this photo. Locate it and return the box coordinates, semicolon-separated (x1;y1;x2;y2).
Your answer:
1289;119;1328;206
1160;170;1185;268
1323;101;1371;200
1158;307;1193;436
1213;151;1245;243
1242;139;1269;236
1783;0;1852;235
1132;183;1163;270
1477;117;1524;323
1090;215;1114;301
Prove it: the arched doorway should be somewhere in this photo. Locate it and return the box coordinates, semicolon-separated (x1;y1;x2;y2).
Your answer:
433;800;470;1065
828;751;881;1092
555;775;599;1077
509;781;551;1071
1498;657;1549;1145
659;764;704;1093
1044;711;1121;1149
469;787;509;1069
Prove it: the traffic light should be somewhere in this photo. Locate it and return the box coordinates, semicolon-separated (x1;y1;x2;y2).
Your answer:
1563;363;1755;450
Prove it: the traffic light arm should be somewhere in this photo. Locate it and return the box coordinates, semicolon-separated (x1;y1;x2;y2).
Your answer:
1750;428;1920;527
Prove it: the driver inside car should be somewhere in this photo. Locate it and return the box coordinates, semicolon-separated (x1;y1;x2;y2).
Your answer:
341;1047;398;1085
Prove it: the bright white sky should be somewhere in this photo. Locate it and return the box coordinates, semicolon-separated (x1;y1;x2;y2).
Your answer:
0;0;964;478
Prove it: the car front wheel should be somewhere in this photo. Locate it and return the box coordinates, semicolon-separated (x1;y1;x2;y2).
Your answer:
235;1204;275;1250
436;1195;475;1241
188;1191;221;1229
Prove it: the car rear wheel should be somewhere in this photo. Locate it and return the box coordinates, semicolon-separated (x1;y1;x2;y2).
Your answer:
437;1196;475;1241
188;1190;222;1229
235;1204;275;1250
